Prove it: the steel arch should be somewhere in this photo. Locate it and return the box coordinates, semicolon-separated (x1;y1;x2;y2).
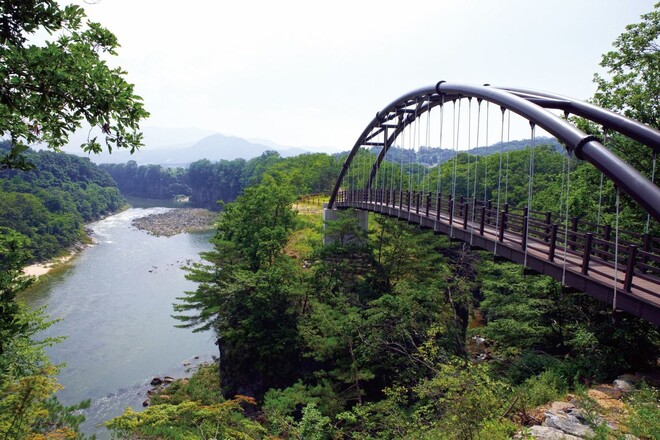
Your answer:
327;82;660;223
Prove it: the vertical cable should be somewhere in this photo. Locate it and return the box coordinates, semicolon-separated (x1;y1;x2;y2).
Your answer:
466;98;472;204
424;95;432;209
450;99;460;237
562;153;571;286
483;102;490;204
504;110;511;204
646;152;656;234
524;123;536;268
597;128;608;225
470;100;482;244
436;96;445;196
613;186;620;311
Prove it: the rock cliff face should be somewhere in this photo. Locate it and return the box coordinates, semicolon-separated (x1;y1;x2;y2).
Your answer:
132;209;216;236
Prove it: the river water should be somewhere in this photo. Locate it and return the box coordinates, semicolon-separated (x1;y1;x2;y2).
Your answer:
20;205;216;438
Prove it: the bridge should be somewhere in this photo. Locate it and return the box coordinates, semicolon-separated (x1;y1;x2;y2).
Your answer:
326;82;660;326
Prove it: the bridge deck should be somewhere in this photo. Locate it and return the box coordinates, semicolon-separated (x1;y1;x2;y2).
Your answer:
336;196;660;325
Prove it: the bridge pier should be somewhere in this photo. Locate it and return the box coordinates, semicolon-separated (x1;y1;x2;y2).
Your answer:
322;204;369;245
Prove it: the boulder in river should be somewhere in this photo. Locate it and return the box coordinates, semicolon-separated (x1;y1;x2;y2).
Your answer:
150;377;163;386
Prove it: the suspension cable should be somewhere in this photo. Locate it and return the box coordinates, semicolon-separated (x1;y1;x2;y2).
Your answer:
646;152;657;234
483;102;490;205
424;95;432;213
613;186;620;311
436;95;445;198
597;128;608;225
470;99;483;245
504;110;511;204
450;98;461;238
493;105;505;256
562;151;571;286
466;98;473;205
524;123;536;268
436;96;445;226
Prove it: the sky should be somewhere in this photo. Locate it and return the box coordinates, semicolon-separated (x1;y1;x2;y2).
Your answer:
70;0;657;153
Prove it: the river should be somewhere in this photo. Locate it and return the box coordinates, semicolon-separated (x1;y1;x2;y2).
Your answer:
20;204;216;438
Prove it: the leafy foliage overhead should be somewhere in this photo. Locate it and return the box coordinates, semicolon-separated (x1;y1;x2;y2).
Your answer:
0;0;149;170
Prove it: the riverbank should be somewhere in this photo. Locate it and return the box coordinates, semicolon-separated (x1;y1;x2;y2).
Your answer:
22;241;91;278
132;208;217;237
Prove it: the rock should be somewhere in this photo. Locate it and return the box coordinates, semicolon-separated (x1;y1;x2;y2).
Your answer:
142;399;150;407
150;377;163;386
164;376;174;383
159;395;171;400
132;208;216;237
543;411;594;438
617;374;640;383
613;379;635;393
550;401;575;412
526;425;582;439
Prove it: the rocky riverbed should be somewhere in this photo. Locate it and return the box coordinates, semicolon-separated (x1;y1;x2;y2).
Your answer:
132;208;216;237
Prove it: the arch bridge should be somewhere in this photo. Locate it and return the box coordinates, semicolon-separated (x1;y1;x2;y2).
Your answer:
327;82;660;326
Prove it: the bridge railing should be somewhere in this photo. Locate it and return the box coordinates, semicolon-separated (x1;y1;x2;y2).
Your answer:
335;188;660;298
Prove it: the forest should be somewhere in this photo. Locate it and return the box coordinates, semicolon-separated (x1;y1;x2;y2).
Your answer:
102;142;659;439
100;152;343;209
0;142;124;261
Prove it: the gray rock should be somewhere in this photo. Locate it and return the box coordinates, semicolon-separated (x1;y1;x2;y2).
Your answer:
614;379;635;392
544;411;594;438
527;425;582;439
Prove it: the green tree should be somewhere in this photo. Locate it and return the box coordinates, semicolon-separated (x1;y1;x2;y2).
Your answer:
174;178;302;400
0;0;149;170
593;3;659;128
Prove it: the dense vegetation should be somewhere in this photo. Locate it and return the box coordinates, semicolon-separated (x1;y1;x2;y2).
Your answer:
101;152;342;209
0;0;147;436
2;3;659;439
106;6;660;437
109;170;658;438
0;142;124;262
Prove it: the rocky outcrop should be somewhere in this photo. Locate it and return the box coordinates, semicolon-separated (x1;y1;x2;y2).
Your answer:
520;376;644;439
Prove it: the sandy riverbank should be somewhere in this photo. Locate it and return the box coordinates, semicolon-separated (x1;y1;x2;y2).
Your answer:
22;249;82;278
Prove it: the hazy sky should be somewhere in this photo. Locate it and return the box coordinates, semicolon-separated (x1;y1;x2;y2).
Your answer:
72;0;656;152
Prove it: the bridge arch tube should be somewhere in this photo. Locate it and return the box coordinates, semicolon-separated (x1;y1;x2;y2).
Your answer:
327;82;660;223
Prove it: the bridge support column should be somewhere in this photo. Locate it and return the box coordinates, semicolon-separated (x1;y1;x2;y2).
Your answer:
322;204;369;245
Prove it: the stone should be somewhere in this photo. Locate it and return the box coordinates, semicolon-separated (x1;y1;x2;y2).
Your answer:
544;411;594;438
616;374;640;383
613;379;635;393
527;425;582;439
142;399;150;407
163;376;174;383
550;401;575;412
150;377;163;386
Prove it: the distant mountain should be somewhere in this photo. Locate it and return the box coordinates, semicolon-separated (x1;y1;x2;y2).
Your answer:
57;128;309;166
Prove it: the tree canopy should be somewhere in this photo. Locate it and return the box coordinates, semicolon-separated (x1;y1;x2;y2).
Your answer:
0;0;149;170
593;2;659;128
